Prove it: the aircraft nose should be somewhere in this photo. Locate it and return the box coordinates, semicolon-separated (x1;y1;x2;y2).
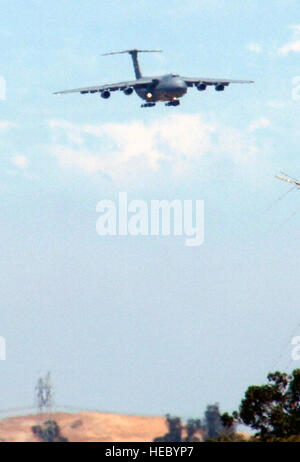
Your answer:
171;78;188;95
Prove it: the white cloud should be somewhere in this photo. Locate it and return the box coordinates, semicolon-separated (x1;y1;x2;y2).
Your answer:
0;121;17;131
49;114;262;180
278;25;300;55
248;117;271;132
49;120;84;145
11;155;29;169
247;42;263;54
278;40;300;55
267;100;288;109
290;25;300;34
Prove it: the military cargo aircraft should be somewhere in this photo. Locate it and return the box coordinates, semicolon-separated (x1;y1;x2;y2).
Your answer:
54;49;254;108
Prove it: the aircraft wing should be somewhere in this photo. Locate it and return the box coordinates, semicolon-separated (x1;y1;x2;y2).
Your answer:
183;77;254;86
54;78;154;95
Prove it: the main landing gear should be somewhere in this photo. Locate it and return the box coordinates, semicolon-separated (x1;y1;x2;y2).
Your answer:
165;100;180;107
141;102;156;108
141;100;180;108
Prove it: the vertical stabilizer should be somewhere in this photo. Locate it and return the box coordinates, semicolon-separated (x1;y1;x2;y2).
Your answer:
101;49;162;80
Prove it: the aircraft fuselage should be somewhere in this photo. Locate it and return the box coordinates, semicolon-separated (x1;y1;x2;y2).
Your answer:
135;74;188;102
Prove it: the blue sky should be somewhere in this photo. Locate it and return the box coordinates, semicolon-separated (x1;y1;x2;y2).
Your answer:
1;0;300;420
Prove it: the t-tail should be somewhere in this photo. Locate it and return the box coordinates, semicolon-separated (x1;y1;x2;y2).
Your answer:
101;49;162;79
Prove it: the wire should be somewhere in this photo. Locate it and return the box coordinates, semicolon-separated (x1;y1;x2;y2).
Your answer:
265;185;298;212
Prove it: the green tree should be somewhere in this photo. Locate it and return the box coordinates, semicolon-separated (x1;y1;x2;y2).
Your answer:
32;420;68;442
154;415;183;442
154;415;202;442
185;419;202;442
222;369;300;441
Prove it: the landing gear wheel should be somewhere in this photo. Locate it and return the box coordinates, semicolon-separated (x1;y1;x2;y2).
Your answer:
141;103;156;108
165;100;180;107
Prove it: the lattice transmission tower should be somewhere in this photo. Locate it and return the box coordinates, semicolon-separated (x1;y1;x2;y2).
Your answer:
35;372;54;413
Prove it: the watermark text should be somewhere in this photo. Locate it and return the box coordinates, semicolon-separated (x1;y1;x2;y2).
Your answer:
96;193;204;247
291;336;300;361
0;76;6;100
0;337;6;361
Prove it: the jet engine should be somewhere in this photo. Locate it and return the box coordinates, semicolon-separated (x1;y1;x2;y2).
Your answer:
196;83;207;91
215;85;225;92
101;90;111;99
123;87;134;95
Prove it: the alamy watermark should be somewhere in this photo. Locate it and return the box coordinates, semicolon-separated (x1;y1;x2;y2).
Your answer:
292;76;300;101
96;193;204;246
0;76;6;100
0;336;6;361
291;336;300;361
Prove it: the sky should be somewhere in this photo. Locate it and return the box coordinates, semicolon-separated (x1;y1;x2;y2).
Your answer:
1;0;300;420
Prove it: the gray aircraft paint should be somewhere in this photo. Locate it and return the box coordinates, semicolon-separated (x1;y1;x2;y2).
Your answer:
54;49;254;108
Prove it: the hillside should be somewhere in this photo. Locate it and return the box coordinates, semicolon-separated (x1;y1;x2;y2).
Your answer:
0;411;169;442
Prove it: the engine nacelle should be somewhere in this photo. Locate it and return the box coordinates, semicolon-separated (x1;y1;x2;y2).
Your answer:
101;90;111;99
196;83;207;91
215;84;225;92
123;87;134;95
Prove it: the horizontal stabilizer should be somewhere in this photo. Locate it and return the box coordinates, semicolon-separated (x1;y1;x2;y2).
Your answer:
101;49;162;56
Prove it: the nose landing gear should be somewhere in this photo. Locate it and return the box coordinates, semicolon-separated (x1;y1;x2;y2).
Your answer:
165;100;180;107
